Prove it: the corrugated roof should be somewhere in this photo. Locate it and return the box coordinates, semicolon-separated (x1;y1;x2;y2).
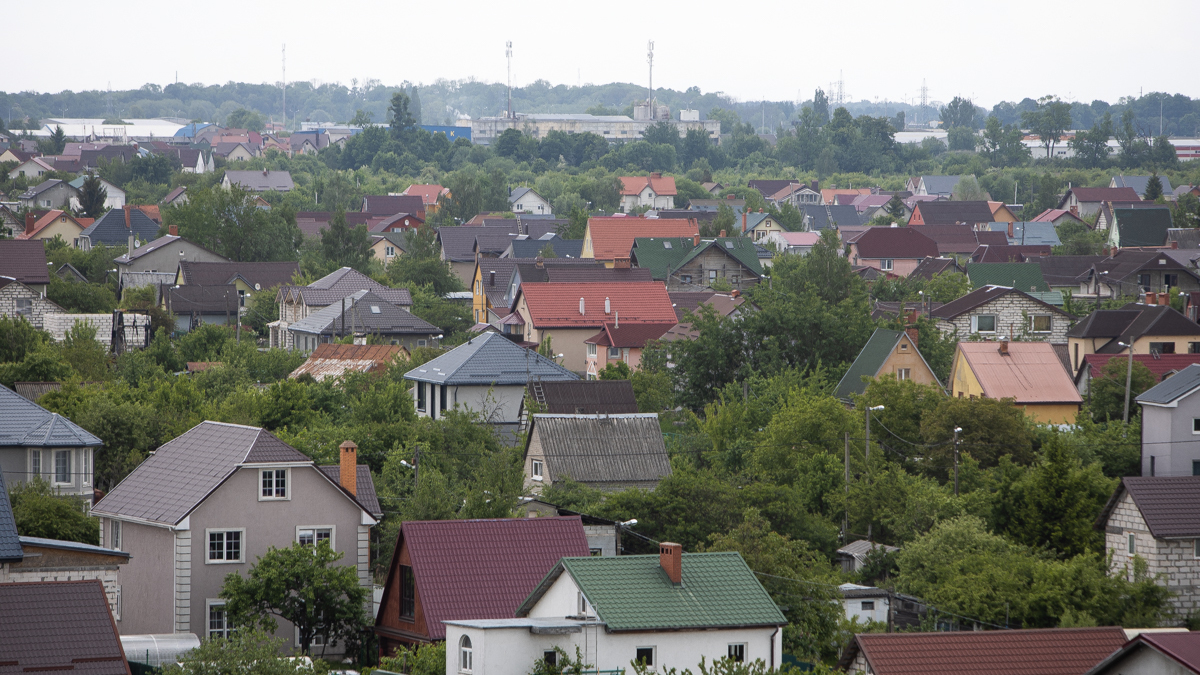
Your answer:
1115;208;1173;247
389;517;590;640
0;472;23;562
519;282;677;328
1135;363;1200;405
362;194;423;216
835;329;904;400
1111;176;1175;197
0;384;102;448
1065;186;1141;203
404;332;578;386
527;414;671;485
1081;354;1200;386
967;262;1049;292
91;422;310;525
1094;630;1200;673
0;240;51;286
909;225;990;254
631;236;763;280
289;343;408;382
507;236;584;259
18;535;130;559
165;284;239;315
317;465;382;518
918;175;969;196
847;627;1127;675
542;266;650;283
401;184;447;206
956;342;1082;404
518;552;786;631
585;218;698;261
0;580;131;675
852;227;939;259
529;380;639;414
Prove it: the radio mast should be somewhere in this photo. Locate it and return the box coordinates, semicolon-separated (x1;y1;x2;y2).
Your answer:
647;40;655;109
506;41;513;119
281;44;287;131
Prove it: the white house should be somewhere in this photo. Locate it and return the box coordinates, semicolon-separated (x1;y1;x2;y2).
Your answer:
619;174;676;212
68;176;126;211
443;545;787;675
509;187;553;216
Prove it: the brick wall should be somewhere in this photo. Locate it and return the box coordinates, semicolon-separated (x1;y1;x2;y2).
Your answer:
1106;492;1200;620
43;313;152;346
936;294;1070;343
0;284;65;330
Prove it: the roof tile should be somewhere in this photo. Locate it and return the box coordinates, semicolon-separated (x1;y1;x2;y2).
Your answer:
0;580;130;675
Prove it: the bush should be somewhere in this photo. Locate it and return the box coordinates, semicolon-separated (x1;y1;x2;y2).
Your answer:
9;478;99;544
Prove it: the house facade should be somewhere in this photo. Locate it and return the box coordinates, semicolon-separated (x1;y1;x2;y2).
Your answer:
848;227;939;277
19;179;78;210
90;422;380;653
286;290;440;353
270;267;412;350
619;173;676;212
630;236;764;293
834;328;941;400
0;384;102;501
932;285;1073;343
0;278;66;330
1066;304;1200;374
1135;365;1200;477
509;187;553;215
115;234;229;292
949;340;1081;424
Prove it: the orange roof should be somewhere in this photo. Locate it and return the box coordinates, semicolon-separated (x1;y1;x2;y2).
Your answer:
15;210;85;240
620;174;677;197
821;188;871;204
135;205;161;223
586;217;698;260
956;341;1081;404
519;282;678;328
402;184;448;206
288;343;408;381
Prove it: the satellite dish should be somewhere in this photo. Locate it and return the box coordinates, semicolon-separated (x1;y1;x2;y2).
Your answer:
254;283;261;291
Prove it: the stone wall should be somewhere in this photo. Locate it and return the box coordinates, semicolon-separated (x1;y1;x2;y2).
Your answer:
936;294;1070;343
0;283;65;330
1106;492;1200;621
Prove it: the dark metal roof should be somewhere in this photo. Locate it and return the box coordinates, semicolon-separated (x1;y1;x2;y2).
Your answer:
287;290;439;336
0;384;103;448
318;464;383;518
362;194;422;216
529;380;639;415
0;240;51;286
526;413;671;485
0;472;23;562
1135;363;1200;405
177;260;298;288
909;257;964;281
1101;476;1200;539
281;267;412;308
852;227;939;259
79;207;160;247
911;200;995;225
507;236;584;259
404;332;578;386
0;580;131;675
1035;255;1107;287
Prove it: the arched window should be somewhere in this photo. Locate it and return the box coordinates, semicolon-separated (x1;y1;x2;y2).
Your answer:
459;635;473;672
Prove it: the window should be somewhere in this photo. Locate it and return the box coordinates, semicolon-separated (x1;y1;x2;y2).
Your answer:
238;290;246;307
459;636;473;672
417;339;427;348
532;459;544;480
1128;533;1136;554
590;548;603;556
110;520;121;551
1031;315;1052;333
899;343;908;351
543;651;558;667
30;449;41;479
417;382;427;411
973;315;997;333
82;449;90;484
608;346;621;360
880;259;894;271
208;601;229;639
862;601;876;611
730;275;740;285
399;565;416;620
54;450;71;484
1139;273;1152;290
114;586;122;621
708;270;718;284
15;298;32;316
1194;419;1200;434
1166;273;1180;288
635;647;655;669
1151;456;1156;476
386;246;395;257
577;591;591;617
728;644;746;662
1150;342;1176;354
1190;342;1200;354
208;530;244;563
587;343;597;358
297;527;332;547
261;469;288;499
897;368;911;381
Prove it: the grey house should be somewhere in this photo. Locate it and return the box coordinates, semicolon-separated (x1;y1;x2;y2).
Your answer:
523;413;671;493
272;267;412;350
287;289;440;352
115;233;229;298
1136;364;1200;477
90;421;381;652
18;179;78;210
404;332;577;430
0;384;102;502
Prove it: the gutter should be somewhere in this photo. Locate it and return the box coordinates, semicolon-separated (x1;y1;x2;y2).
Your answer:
770;626;778;669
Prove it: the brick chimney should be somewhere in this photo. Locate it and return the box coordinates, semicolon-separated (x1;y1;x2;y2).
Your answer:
613;256;631;269
659;542;682;585
1147;291;1158;306
1070;205;1079;217
693;234;700;247
1007;221;1014;238
25;213;36;235
719;229;726;238
999;339;1009;356
811;180;819;192
650;172;661;179
169;224;178;237
906;325;919;349
1159;292;1170;307
339;441;358;497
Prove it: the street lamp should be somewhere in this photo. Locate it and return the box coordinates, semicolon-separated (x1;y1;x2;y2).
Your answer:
1118;341;1134;423
953;427;963;496
865;405;885;463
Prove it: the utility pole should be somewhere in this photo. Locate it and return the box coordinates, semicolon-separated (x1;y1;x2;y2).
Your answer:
953;427;962;496
843;432;850;541
282;44;287;132
647;41;656;112
506;41;513;119
865;405;885;467
1121;341;1135;423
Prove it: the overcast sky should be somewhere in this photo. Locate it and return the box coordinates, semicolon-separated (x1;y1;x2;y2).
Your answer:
7;0;1199;108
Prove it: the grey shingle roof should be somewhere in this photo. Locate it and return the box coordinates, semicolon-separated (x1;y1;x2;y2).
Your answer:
79;207;161;247
919;175;968;196
801;204;862;230
0;472;23;562
91;421;308;526
318;464;383;518
224;169;294;192
1112;174;1175;197
178;260;297;288
404;332;578;386
0;385;102;448
286;267;412;307
1136;363;1200;405
287;290;439;336
507;236;584;259
0;580;131;675
527;413;671;485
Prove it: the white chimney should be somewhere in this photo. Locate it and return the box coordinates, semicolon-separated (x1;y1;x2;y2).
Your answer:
605;297;611;314
579;298;585;315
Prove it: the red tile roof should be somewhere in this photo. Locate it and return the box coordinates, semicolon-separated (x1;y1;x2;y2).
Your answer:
1032;209;1085;223
848;627;1127;675
15;210;85;240
586;217;698;261
401;184;448;206
620;174;677;196
520;282;678;328
584;322;677;348
390;517;590;639
1080;353;1200;382
851;227;940;259
957;342;1082;404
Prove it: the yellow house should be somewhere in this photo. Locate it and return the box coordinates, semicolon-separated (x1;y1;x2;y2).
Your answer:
741;211;789;242
1065;304;1200;375
949;341;1081;424
15;210;87;246
834;328;942;400
370;232;409;268
988;201;1019;223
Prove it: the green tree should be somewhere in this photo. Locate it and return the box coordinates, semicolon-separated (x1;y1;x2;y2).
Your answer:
1055;221;1106;255
47;275;117;314
982;116;1030;167
221;540;368;655
1086;357;1156;422
388;91;418;136
884;194;905;220
947;126;977;152
59;321;111;382
921;395;1033;467
77;172;108;218
379;642;446;675
1070;113;1115;168
319;211;372;272
811;89;830;126
940;97;978;129
951;176;988;201
642;121;681;149
9;478;99;544
1021;96;1072;159
225;108;265;132
923;271;972;303
598;361;632;380
1144;173;1164;201
164;185;302;262
0;315;48;363
171;628;315;675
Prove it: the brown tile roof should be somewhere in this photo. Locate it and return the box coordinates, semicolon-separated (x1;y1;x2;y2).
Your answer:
845;627;1127;675
1100;476;1200;538
910;224;995;255
317;464;383;518
909;257;964;281
177;260;299;289
956;341;1082;404
584;322;676;348
519;282;677;328
971;245;1053;263
911;200;996;225
668;291;719;320
362;194;424;216
0;580;131;675
528;380;639;414
1087;630;1200;673
852;227;939;259
0;240;50;286
586;217;699;261
289;343;408;382
401;184;448;206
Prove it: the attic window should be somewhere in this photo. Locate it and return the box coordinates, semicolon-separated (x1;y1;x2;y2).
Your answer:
1160;259;1167;265
725;241;734;249
370;305;381;314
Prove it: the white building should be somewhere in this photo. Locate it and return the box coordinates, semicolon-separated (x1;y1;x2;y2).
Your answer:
509;187;552;216
459;112;720;146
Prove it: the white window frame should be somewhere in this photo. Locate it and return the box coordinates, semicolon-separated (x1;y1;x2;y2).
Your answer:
110;520;121;551
608;346;621;360
897;368;911;381
459;635;473;673
114;585;122;621
862;600;876;611
1192;418;1200;435
53;449;72;486
1194;539;1200;559
587;343;597;358
635;646;657;670
972;314;997;333
259;468;290;501
1030;315;1052;333
82;448;90;485
880;259;894;271
296;626;331;648
30;449;42;480
531;459;544;481
207;600;229;639
728;643;746;663
206;528;246;564
296;525;335;548
15;298;33;316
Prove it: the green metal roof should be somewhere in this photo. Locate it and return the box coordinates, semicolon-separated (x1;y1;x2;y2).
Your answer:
834;328;902;400
1114;208;1173;247
631;237;763;281
517;552;785;631
966;262;1049;292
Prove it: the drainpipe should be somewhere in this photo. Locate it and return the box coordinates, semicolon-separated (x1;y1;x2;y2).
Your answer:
769;626;779;669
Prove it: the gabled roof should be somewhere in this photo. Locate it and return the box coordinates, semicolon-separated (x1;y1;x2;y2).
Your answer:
1135;363;1200;406
280;267;411;307
507;236;584;259
983;221;1062;246
909;257;964;281
967;262;1050;292
18;178;74;201
851;227;939;259
15;210;87;241
1061;186;1141;204
508;186;548;207
800;204;863;230
620;174;677;196
918;175;969;196
1067;304;1200;345
401;184;447;206
223;169;293;192
1168;228;1200;250
631;236;763;280
385;516;591;639
79;207;160;247
92;421;314;526
528;380;639;415
114;235;225;265
165;285;239;314
0;384;103;448
0;472;23;562
317;465;382;518
0;240;51;286
585;217;698;261
910;200;995;225
955;341;1081;404
1080;354;1200;387
527;413;671;485
403;332;578;386
288;290;439;336
1114;208;1173;247
843;627;1128;675
517;552;786;631
747;179;799;197
439;225;517;262
1035;255;1107;287
584;322;676;348
1086;631;1200;675
177;260;298;289
1112;175;1175;197
1099;476;1200;539
161;186;187;204
0;580;132;675
362;194;424;216
835;329;937;400
1032;208;1086;224
289;343;408;382
911;224;1003;255
933;285;1069;320
519;282;677;328
971;245;1053;264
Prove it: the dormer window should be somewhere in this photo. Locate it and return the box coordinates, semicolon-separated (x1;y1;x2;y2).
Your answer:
261;468;288;500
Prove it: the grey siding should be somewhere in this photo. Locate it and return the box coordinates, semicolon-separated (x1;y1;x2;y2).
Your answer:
1142;402;1200;477
108;519;176;635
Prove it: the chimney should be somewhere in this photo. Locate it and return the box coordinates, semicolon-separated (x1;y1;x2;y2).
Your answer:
488;270;495;287
169;224;178;237
1159;293;1170;307
999;339;1009;355
1070;205;1079;217
730;289;740;298
719;229;726;238
615;310;619;329
1172;241;1179;249
758;208;763;213
25;213;36;235
659;542;682;585
605;297;611;314
693;234;700;247
1007;221;1013;238
614;256;631;269
650;172;661;179
1147;291;1158;306
535;256;544;269
579;297;585;315
339;441;358;497
262;168;268;176
906;325;919;349
726;194;735;200
811;180;819;192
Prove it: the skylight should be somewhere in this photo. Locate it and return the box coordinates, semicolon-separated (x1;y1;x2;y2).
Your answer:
664;241;672;249
724;241;734;249
370;305;381;314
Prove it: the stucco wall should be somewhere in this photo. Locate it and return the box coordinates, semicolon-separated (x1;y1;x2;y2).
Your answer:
1142;403;1200;477
1106;492;1200;620
413;383;524;425
103;519;176;635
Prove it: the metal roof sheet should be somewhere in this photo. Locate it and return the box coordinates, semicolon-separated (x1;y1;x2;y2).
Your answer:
0;472;23;562
0;384;103;448
289;343;408;382
403;332;578;386
0;580;131;675
317;465;383;518
956;342;1082;404
1106;476;1200;538
1135;363;1200;405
